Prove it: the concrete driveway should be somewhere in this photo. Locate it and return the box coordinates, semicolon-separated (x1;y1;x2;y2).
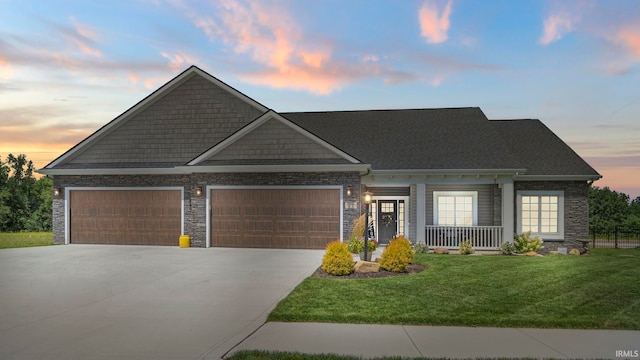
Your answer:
0;245;323;360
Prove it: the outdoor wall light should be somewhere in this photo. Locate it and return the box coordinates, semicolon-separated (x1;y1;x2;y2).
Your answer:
195;187;203;197
53;188;61;197
346;185;353;197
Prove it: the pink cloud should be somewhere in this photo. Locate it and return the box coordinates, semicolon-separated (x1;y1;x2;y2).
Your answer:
129;73;139;84
539;13;575;45
166;0;423;92
615;27;640;57
187;0;361;94
418;0;453;44
0;55;12;78
66;17;102;57
161;52;197;71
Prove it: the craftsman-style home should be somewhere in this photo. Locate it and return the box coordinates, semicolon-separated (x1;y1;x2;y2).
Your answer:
41;66;601;252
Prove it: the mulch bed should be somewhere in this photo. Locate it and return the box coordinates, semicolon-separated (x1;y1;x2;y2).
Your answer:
311;263;427;279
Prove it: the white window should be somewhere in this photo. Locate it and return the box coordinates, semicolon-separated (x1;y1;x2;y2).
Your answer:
517;191;564;239
433;191;477;226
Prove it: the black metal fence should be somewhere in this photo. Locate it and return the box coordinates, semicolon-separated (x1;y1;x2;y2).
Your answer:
589;226;640;248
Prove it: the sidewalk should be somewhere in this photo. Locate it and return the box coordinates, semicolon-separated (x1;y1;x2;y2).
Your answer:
226;322;640;359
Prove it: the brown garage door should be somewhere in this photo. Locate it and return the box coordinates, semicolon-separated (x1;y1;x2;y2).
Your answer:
211;188;340;249
70;190;182;245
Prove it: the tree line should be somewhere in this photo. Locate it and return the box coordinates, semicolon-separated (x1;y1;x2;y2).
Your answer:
0;154;52;232
1;154;639;232
589;186;640;228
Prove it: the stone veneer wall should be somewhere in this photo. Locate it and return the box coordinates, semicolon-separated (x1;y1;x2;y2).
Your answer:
514;180;589;253
53;172;361;248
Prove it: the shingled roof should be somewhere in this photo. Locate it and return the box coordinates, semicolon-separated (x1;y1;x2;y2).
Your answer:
41;66;600;179
491;119;600;176
283;108;600;177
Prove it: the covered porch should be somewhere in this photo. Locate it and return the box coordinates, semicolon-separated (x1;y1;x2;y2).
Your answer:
363;170;518;251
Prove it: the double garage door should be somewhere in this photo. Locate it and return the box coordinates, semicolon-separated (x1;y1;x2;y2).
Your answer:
68;188;340;249
69;189;182;246
211;188;340;249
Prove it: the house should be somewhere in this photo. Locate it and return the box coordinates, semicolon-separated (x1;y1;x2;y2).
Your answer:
40;66;601;252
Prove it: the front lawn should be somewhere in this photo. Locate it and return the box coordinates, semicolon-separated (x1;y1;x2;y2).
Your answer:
269;249;640;329
0;232;55;249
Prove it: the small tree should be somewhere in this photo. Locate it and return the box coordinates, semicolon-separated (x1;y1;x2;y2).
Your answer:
0;154;52;232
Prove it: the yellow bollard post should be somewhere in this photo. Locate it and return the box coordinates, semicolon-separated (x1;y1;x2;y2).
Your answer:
179;235;190;248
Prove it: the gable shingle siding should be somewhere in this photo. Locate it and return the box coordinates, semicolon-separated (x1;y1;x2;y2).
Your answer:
209;118;346;163
67;74;264;166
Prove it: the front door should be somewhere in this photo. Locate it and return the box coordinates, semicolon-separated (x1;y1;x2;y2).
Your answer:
377;200;397;245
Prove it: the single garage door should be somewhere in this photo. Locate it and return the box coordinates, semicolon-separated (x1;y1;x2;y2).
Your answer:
70;189;182;245
211;188;340;249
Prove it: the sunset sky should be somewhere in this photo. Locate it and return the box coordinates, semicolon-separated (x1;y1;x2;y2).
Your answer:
1;0;639;198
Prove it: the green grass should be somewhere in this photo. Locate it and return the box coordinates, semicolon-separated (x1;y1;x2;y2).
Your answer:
0;232;55;249
226;350;543;360
269;249;640;329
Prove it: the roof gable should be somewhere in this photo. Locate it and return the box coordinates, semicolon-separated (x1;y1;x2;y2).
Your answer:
188;110;360;166
46;66;268;169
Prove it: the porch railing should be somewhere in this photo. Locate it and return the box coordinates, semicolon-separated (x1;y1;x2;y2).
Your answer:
426;225;504;250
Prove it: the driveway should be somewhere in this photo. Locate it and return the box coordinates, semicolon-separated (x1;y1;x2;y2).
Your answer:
0;245;323;360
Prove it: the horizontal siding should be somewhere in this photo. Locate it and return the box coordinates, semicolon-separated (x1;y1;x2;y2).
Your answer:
425;184;495;226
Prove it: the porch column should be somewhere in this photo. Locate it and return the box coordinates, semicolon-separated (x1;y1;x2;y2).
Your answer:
416;183;426;244
502;181;515;244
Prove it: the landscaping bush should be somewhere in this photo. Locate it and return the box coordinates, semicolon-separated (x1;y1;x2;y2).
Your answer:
321;241;354;276
380;236;414;272
500;241;516;255
347;237;378;254
459;239;475;255
413;242;429;254
513;231;544;253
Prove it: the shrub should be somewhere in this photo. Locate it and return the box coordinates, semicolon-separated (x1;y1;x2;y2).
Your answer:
513;231;544;253
321;241;354;276
413;242;429;254
347;237;378;254
459;240;475;255
380;236;414;273
500;241;516;255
